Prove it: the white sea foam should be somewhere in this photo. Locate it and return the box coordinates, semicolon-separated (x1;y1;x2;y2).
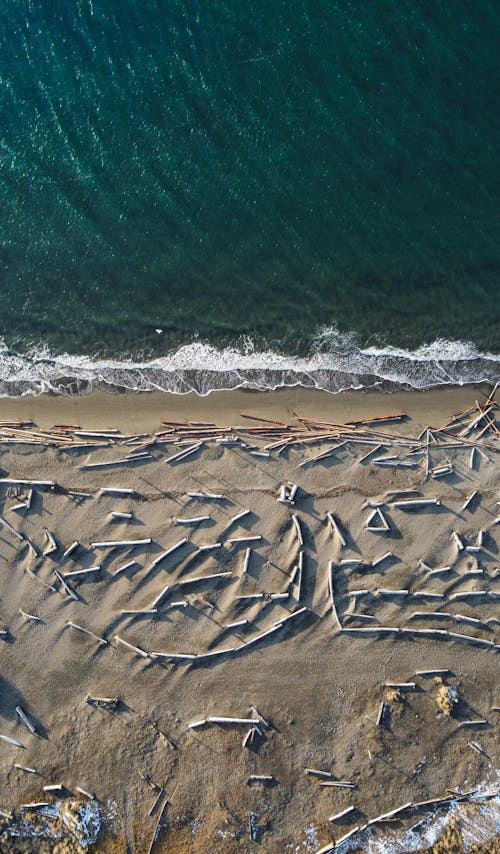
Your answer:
0;330;498;397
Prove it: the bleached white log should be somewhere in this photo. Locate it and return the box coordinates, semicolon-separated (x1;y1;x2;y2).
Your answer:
113;559;139;576
250;705;271;729
295;563;303;600
113;635;149;658
165;443;202;464
376;589;408;597
151;538;187;567
15;707;36;733
227;535;262;544
367;802;413;824
291;515;304;546
365;508;389;531
110;512;133;520
427;566;451;577
91;538;151;548
150;584;171;608
100;488;135;495
76;786;94;799
247;773;274;785
461;491;477;511
340;627;400;634
230;509;250;525
449;590;486;600
393;499;440;508
358;443;384;463
274;605;307;626
326;513;346;547
63;566;101;578
455;614;482;626
375;460;415;468
0;734;24;747
415;669;450;676
121;609;157;615
174;515;210;525
79;457;151;470
376;702;386;727
447;634;497;649
385;682;416;691
431;465;453;478
187;492;223;499
328;562;342;631
19;610;41;622
305;768;333;779
53;569;79;601
207;716;259;726
319;781;356;788
409;611;451;620
242;547;251;574
63;541;79;558
0;514;24;541
0;478;54;487
371;551;392;567
452;532;464;550
43;528;58;554
66;621;108;645
178;571;231;586
329;806;356;823
238;624;282;649
197;542;222;551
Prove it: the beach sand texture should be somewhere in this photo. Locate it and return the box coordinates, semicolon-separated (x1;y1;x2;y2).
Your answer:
0;385;498;852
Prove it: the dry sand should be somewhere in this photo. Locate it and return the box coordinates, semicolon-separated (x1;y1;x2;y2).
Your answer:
0;385;498;853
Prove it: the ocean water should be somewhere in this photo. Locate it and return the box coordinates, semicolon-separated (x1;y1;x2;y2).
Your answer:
0;0;499;395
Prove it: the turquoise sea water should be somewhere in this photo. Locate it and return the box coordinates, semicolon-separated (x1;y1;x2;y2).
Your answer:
0;0;499;394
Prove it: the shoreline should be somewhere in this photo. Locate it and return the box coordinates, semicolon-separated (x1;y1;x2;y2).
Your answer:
0;383;493;434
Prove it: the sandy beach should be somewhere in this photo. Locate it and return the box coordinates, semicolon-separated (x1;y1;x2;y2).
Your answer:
0;384;498;853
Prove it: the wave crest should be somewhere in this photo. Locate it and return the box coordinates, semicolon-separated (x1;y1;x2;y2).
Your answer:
0;333;498;397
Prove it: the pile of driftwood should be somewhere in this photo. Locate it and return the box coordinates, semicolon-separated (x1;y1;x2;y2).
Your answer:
0;383;497;457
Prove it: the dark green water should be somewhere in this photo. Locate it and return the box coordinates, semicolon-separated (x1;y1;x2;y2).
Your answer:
0;0;499;394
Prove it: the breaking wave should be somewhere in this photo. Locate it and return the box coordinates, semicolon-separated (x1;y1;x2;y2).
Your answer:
0;330;498;397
